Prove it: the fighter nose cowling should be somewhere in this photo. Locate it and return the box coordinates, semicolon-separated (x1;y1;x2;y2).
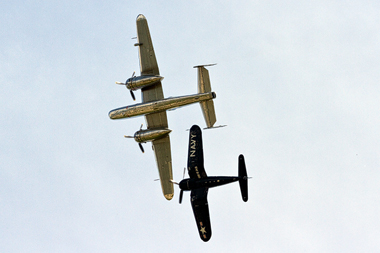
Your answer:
179;178;196;190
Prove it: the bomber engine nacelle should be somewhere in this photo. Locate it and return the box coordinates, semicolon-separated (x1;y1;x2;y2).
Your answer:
125;127;171;153
126;75;163;90
116;74;164;100
133;128;171;143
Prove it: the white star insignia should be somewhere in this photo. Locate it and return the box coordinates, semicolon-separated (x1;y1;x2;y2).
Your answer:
200;226;207;234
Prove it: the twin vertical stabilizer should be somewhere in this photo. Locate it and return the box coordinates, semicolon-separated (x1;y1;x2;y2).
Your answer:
194;65;217;128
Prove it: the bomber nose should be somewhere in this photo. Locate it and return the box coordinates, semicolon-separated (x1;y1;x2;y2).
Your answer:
108;109;119;119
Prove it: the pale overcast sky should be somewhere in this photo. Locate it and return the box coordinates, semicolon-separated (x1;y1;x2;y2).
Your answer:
1;1;380;252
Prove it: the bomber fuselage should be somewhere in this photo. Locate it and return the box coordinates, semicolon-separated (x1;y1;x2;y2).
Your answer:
109;92;216;120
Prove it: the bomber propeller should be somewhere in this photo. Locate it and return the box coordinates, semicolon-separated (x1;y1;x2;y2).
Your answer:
116;71;136;101
138;143;144;153
124;124;145;153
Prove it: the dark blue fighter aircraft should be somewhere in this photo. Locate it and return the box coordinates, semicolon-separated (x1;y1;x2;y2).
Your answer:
173;125;249;242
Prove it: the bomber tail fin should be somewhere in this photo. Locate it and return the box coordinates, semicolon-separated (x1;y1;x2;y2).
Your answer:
238;154;248;202
194;64;217;128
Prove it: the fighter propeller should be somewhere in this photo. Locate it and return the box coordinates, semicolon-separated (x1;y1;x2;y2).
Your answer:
171;167;187;204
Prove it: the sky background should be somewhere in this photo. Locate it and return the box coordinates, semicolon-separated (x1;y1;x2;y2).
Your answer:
1;1;380;252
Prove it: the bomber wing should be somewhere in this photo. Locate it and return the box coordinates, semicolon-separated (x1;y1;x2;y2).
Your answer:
152;136;173;200
136;14;165;105
136;14;173;200
136;14;159;76
187;125;207;179
190;187;212;242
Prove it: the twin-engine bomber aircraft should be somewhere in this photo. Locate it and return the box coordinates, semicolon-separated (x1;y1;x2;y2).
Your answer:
108;14;219;201
172;125;249;242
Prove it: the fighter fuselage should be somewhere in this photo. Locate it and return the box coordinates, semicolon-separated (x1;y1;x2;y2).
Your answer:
109;92;216;120
179;176;240;191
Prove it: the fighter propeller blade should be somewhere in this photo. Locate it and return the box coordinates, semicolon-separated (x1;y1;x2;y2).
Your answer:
179;190;184;204
170;179;184;203
138;143;145;153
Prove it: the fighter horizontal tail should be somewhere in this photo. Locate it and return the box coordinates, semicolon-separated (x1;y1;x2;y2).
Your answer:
238;154;248;202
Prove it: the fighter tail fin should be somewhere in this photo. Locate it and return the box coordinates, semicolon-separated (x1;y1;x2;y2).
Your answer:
238;154;248;202
194;64;217;128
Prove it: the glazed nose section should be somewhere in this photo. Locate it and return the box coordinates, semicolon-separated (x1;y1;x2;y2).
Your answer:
109;108;124;119
108;109;117;119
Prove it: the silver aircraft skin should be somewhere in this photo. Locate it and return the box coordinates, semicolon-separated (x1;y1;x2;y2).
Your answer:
109;14;218;200
109;92;216;119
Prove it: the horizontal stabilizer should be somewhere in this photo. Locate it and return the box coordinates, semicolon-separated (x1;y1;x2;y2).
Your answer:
238;154;248;202
195;65;217;128
203;125;227;130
